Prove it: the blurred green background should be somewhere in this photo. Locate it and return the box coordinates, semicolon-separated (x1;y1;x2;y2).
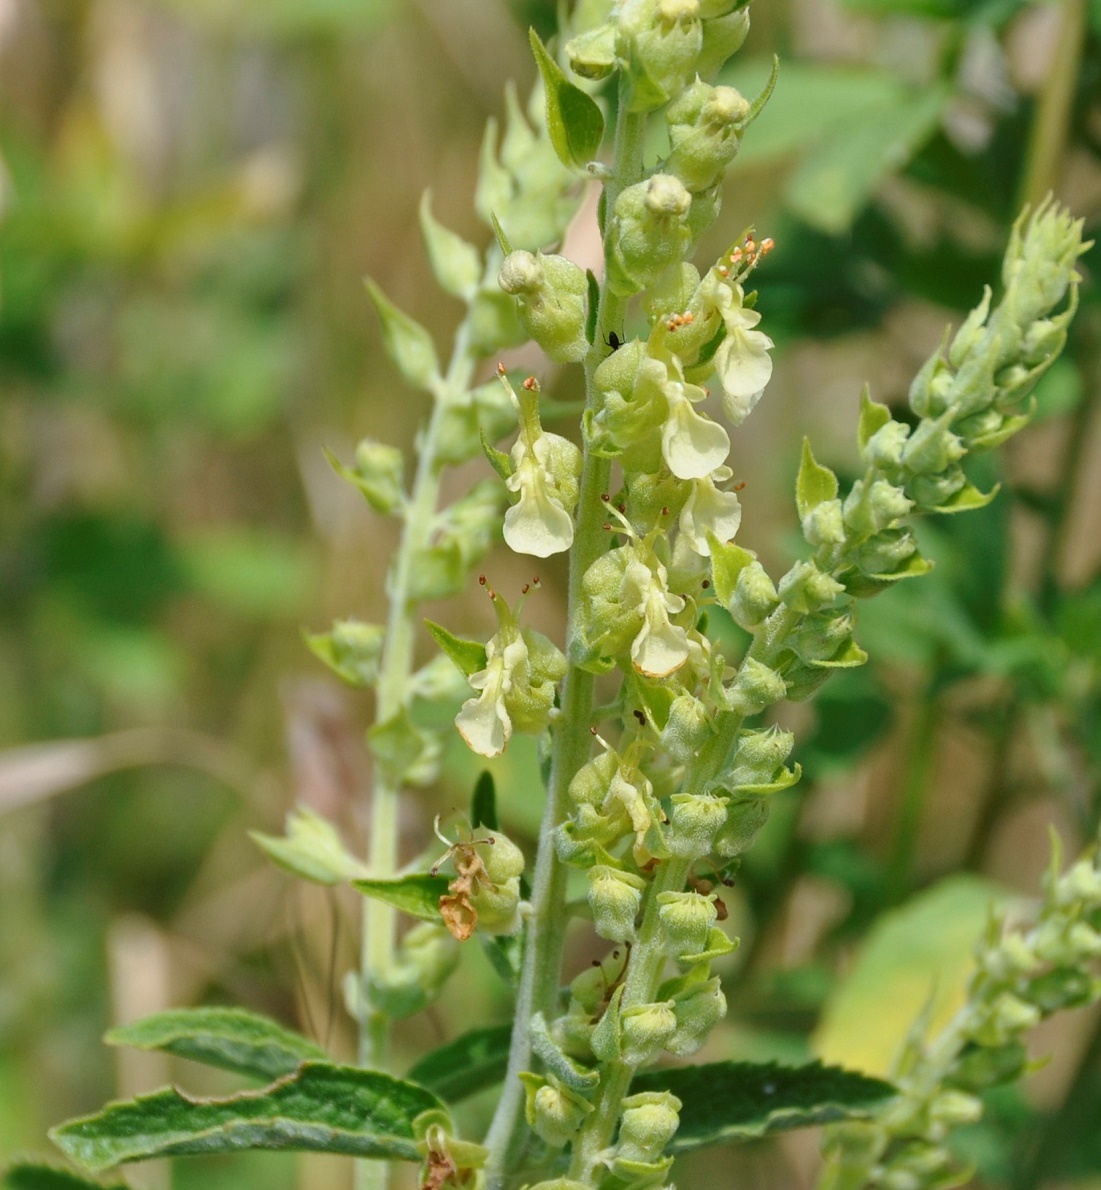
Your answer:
2;0;1101;1187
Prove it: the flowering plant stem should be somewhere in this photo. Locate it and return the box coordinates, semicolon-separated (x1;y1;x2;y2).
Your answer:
483;96;648;1187
357;321;477;1190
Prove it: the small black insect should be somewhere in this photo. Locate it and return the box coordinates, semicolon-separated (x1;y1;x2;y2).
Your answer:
604;330;623;353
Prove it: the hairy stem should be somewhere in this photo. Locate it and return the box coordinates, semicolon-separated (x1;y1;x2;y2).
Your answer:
355;322;476;1190
481;96;649;1187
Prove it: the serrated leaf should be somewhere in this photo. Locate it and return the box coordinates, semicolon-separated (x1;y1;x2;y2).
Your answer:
2;1162;126;1190
796;439;839;520
631;1060;896;1152
365;278;440;392
106;1008;327;1082
471;771;498;830
407;1024;512;1103
352;874;449;922
251;806;365;886
50;1064;443;1171
529;28;605;171
857;387;892;453
418;191;482;301
425;621;487;678
709;536;756;609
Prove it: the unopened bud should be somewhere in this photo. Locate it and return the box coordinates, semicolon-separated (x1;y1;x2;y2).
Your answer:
617;1091;682;1162
667;792;726;859
667;976;727;1055
588;865;647;942
620;1000;678;1067
657;890;718;958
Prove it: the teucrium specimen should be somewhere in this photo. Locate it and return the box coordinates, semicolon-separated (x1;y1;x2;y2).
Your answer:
36;4;1096;1190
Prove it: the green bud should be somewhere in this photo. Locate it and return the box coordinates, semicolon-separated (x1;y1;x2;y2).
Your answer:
482;830;526;884
469;874;522;937
668;975;727;1055
499;250;588;364
306;618;386;688
350;439;406;514
368;921;460;1018
728;559;779;629
617;1091;682;1162
862;418;910;471
667;792;726;859
907;468;967;511
714;793;770;857
970;992;1041;1046
660;694;712;764
620;1000;678;1066
947;1040;1027;1091
802;498;846;548
1055;858;1101;906
1026;966;1097;1013
521;1074;593;1148
566;21;618;79
929;1090;983;1128
657;890;718;958
607;174;693;297
524;1181;592;1190
849;528;919;582
900;415;966;476
588;865;647;942
569;749;620;807
778;560;845;615
843;478;913;538
791;610;858;665
696;6;750;79
947;288;992;369
727;726;796;785
727;656;787;716
665;81;749;192
251;806;364;886
618;0;704;113
980;932;1035;978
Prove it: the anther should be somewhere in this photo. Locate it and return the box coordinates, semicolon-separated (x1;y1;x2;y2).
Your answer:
523;376;538;391
601;493;611;502
478;574;487;585
734;480;747;492
496;362;506;375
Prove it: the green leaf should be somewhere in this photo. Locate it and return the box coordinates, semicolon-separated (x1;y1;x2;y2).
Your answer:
2;1162;126;1190
528;28;605;171
365;278;440;392
745;54;780;126
796;439;839;520
425;621;488;678
631;1060;896;1151
928;481;1000;515
857;386;892;454
50;1064;443;1171
489;212;513;258
419;191;482;302
351;874;449;922
251;806;365;886
481;932;524;988
367;707;441;787
480;426;514;482
470;771;498;831
814;875;1009;1076
105;1008;326;1082
709;536;757;609
808;639;869;669
785;85;949;235
584;269;600;345
407;1024;512;1104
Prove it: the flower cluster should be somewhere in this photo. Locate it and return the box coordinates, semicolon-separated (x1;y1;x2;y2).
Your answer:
820;832;1101;1190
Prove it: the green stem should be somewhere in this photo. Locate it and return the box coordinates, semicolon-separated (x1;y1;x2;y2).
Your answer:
355;324;476;1190
481;96;648;1188
1018;0;1087;209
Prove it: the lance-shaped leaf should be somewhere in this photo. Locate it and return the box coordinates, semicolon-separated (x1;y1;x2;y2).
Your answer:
2;1162;127;1190
419;190;482;301
352;874;450;922
105;1008;327;1082
425;621;488;678
796;438;839;520
529;28;605;171
407;1024;512;1103
630;1060;896;1152
365;278;440;392
251;807;365;886
50;1064;444;1172
470;770;498;831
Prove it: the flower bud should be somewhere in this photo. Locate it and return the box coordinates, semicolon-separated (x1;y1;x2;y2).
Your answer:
617;1092;682;1162
667;976;727;1055
607;174;693;297
482;831;525;884
862;418;910;471
351;439;405;513
900;415;966;477
620;1000;678;1066
930;1090;983;1128
667;792;726;859
843;478;913;538
802;498;845;548
696;6;750;78
569;750;619;808
970;992;1041;1046
522;1074;593;1148
566;21;617;79
947;1039;1027;1091
307;619;387;688
657;890;718;958
469;874;522;937
1055;859;1101;906
661;695;713;764
727;656;786;716
618;0;704;113
499;250;588;364
728;560;778;630
665;81;750;192
368;922;460;1018
588;865;647;942
714;793;770;857
907;468;967;511
727;726;796;785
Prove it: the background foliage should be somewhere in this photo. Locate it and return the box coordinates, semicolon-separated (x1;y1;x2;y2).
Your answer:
2;0;1100;1187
